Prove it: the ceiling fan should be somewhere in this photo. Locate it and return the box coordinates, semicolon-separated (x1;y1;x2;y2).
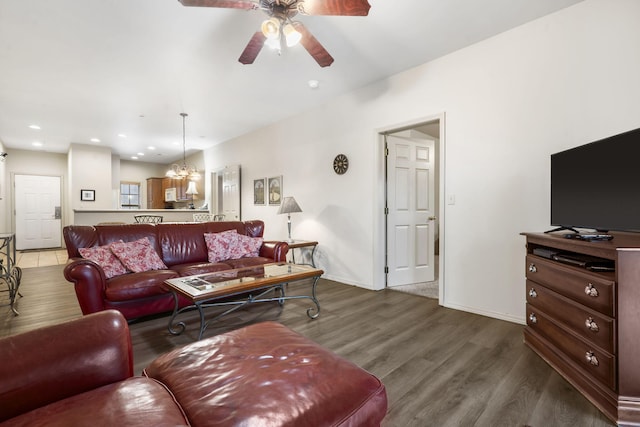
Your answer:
178;0;371;67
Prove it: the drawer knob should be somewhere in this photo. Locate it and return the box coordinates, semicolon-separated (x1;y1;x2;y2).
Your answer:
585;317;599;332
528;288;538;298
529;313;537;324
584;283;599;297
528;263;537;273
585;350;599;366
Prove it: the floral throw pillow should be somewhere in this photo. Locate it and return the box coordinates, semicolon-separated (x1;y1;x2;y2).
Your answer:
78;243;128;279
228;234;263;260
109;237;167;273
204;230;238;263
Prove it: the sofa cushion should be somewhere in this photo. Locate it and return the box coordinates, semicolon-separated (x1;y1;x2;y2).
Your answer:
228;234;263;259
223;257;275;269
156;222;209;267
78;243;128;279
1;377;189;427
203;230;238;263
110;237;167;273
171;262;232;277
106;270;179;301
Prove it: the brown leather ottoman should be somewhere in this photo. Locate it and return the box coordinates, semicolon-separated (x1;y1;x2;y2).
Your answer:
144;321;387;426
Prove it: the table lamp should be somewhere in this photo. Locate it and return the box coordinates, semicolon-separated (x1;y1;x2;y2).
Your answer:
185;181;198;210
277;196;302;242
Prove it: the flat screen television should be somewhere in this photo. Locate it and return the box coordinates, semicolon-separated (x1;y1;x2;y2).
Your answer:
550;126;640;233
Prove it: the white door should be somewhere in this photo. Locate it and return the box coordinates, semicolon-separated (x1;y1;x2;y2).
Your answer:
222;165;241;220
14;174;62;250
387;132;436;287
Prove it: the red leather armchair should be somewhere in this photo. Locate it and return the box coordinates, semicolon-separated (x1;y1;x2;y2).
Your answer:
0;311;189;426
0;311;388;426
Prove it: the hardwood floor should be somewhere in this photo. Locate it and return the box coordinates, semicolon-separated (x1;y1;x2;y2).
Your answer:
1;264;615;426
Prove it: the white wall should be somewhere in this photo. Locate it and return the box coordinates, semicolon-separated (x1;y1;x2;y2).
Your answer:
2;149;68;230
120;160;166;208
68;144;113;215
203;0;640;323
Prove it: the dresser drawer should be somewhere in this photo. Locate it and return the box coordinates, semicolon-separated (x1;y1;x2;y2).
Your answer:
526;280;614;353
525;255;614;316
526;305;616;390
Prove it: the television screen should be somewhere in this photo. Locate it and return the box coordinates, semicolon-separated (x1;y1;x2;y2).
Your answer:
551;127;640;233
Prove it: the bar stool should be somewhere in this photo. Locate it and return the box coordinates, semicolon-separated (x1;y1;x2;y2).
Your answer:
134;215;163;223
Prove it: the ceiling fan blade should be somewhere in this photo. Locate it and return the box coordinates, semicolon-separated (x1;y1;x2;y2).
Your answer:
294;22;334;67
298;0;371;16
239;32;266;64
178;0;257;10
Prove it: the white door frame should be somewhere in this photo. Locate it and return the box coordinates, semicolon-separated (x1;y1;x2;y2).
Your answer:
373;113;446;304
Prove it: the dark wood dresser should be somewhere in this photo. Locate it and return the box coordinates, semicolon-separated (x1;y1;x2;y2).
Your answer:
522;232;640;426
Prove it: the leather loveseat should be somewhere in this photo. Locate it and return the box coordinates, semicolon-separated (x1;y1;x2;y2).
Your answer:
0;310;388;426
63;220;288;321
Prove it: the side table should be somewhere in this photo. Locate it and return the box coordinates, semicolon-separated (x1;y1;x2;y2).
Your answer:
285;240;318;267
0;233;22;315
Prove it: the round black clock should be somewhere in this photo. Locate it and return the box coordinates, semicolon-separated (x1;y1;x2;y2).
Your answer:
333;154;349;175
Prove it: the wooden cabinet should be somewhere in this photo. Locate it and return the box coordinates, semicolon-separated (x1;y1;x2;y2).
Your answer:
163;177;189;201
146;178;165;209
522;232;640;426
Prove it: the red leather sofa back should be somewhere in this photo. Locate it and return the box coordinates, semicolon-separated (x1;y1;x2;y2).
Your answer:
64;220;265;267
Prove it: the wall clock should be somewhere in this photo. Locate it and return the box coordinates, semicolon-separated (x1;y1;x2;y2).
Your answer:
333;154;349;175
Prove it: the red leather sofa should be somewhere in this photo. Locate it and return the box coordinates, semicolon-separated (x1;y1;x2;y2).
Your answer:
0;310;388;426
63;220;288;321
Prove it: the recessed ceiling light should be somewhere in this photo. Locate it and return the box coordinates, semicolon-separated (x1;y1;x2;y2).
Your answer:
308;79;320;89
90;138;101;143
29;124;41;130
32;141;43;147
137;152;144;156
131;156;138;160
147;146;156;150
118;133;127;138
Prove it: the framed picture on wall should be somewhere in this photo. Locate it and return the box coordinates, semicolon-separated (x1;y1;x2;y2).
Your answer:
254;178;266;205
81;189;95;201
268;176;282;206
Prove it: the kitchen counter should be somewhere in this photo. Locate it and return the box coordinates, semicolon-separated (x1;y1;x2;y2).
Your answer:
73;209;206;225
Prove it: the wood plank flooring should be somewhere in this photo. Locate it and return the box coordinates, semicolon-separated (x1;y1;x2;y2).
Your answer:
1;264;615;426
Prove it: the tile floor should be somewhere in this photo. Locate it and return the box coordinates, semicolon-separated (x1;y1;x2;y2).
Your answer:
16;249;68;269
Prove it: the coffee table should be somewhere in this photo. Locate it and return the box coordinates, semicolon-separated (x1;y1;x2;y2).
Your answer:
164;263;324;340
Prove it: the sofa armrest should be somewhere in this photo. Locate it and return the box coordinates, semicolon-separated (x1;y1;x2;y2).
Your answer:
0;310;133;423
63;258;109;315
260;241;289;262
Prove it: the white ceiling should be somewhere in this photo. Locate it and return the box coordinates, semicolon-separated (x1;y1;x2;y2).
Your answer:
0;0;583;164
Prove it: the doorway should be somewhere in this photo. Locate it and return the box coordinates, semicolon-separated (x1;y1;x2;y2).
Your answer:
211;165;241;221
382;117;443;301
14;174;62;250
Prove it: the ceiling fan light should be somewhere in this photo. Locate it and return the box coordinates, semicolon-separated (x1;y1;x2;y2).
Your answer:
166;169;177;178
261;18;280;39
265;37;281;50
283;23;301;47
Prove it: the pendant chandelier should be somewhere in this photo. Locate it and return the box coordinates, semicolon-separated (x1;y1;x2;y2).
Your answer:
166;113;200;180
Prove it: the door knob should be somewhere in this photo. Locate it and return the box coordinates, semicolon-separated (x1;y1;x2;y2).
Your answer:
428;216;437;221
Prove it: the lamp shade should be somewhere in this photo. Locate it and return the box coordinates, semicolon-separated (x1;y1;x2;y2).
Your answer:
185;181;198;195
283;23;302;47
277;197;302;214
